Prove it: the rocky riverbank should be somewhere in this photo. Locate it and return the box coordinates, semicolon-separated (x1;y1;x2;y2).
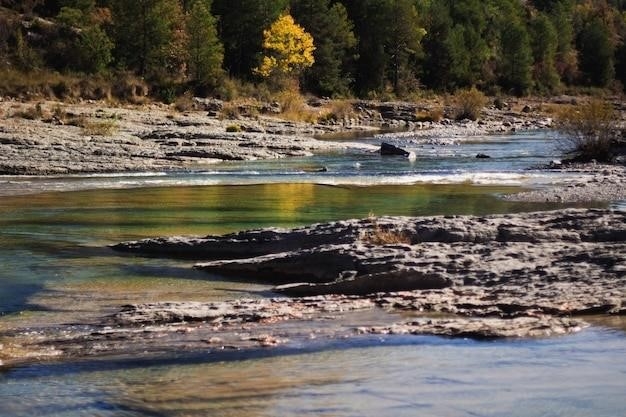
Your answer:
504;163;626;203
0;96;557;176
2;209;623;368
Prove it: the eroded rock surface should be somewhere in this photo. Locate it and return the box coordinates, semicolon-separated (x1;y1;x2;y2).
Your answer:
2;209;623;368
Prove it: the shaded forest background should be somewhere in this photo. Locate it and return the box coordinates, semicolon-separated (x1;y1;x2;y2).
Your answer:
1;0;625;101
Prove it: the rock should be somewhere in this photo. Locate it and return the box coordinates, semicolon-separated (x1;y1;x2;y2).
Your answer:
380;142;410;157
476;153;491;159
115;209;626;299
522;105;532;113
494;98;507;110
549;159;563;169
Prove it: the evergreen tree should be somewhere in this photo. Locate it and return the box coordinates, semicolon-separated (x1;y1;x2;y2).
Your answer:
499;21;534;95
110;0;187;80
344;0;424;97
291;0;357;97
77;26;113;73
530;13;560;92
186;0;223;88
212;0;288;78
577;17;615;87
386;0;425;96
549;2;579;84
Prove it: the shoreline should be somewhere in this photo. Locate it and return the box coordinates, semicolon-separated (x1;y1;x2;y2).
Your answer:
1;208;624;368
0;97;555;176
0;96;624;203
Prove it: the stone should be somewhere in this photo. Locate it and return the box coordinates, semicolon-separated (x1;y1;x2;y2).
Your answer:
380;142;410;157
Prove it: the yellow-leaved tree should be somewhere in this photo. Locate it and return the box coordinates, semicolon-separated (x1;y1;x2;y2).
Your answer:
255;13;315;83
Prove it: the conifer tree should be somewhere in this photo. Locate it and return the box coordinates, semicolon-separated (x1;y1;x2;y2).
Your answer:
212;0;288;78
291;0;356;97
499;21;534;95
110;0;186;80
186;0;223;88
530;13;560;92
577;17;615;87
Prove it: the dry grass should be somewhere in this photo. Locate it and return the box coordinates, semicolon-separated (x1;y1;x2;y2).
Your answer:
11;103;46;120
81;119;119;136
174;93;195;112
360;215;412;245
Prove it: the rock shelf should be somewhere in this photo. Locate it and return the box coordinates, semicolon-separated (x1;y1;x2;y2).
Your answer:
2;209;624;367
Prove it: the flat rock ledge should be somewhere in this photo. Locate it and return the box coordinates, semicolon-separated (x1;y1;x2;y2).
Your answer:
2;209;623;367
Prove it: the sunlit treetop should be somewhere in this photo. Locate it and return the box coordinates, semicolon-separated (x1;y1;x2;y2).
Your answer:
255;13;315;78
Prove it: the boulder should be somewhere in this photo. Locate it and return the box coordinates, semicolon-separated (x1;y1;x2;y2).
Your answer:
380;142;410;157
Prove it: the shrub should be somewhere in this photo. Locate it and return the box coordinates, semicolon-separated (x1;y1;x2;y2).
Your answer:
220;102;240;119
454;87;487;121
174;93;194;112
12;103;45;120
415;106;444;122
82;119;118;136
556;98;620;162
319;99;355;123
225;124;241;132
275;88;317;122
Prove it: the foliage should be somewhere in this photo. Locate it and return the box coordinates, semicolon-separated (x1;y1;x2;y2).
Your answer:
530;13;561;92
344;0;426;97
212;0;288;78
454;87;487;121
499;20;534;95
556;99;619;162
76;26;113;74
291;0;357;97
110;0;187;80
254;14;315;83
186;0;223;88
1;0;626;100
577;17;615;87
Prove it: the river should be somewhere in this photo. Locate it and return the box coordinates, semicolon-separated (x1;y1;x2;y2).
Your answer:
0;131;625;416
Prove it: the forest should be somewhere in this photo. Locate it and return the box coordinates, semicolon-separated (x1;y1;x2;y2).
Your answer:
1;0;626;100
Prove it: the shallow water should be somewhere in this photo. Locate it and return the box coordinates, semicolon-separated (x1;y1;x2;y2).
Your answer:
1;327;625;417
0;131;623;416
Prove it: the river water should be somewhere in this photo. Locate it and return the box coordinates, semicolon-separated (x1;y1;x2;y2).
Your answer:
0;131;625;416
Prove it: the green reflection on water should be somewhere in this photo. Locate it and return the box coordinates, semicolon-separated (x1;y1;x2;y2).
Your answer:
0;183;597;320
0;183;583;244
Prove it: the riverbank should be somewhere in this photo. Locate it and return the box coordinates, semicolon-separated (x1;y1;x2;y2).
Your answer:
504;162;626;203
0;96;559;176
1;208;623;368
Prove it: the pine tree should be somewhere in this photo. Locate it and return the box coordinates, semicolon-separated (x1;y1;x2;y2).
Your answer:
577;17;615;87
186;0;223;88
212;0;288;78
291;0;356;97
499;21;534;95
110;0;186;80
530;13;560;92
